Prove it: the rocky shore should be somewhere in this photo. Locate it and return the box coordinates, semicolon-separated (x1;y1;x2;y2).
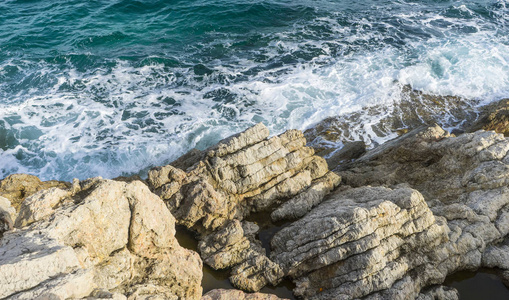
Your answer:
2;97;509;299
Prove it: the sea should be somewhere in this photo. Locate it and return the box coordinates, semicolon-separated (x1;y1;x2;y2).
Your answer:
1;0;509;181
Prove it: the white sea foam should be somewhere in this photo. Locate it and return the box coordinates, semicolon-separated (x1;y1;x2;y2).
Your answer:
1;1;509;181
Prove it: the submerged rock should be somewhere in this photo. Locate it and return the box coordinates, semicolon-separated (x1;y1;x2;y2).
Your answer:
0;179;202;299
148;123;340;292
305;85;478;155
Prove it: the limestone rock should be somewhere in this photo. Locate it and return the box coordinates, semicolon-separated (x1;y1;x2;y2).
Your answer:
0;196;15;221
0;178;202;299
148;123;338;292
482;244;509;270
0;173;70;212
202;289;289;300
0;210;12;239
198;220;254;269
8;269;96;300
271;186;449;299
230;254;284;292
271;172;341;221
15;187;72;228
0;232;85;299
295;125;509;298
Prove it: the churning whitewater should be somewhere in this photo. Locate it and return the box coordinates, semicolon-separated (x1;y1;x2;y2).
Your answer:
1;0;509;180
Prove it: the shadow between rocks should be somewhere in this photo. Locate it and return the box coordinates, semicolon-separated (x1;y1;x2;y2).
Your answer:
174;224;296;299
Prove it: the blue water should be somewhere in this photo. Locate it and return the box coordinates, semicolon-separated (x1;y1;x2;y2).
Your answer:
1;0;509;181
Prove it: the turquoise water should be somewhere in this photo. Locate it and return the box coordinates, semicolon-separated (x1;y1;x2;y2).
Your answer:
1;0;509;180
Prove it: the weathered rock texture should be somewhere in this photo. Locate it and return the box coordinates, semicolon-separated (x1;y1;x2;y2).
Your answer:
0;178;202;300
6;122;509;300
467;98;509;136
202;289;289;300
270;125;509;299
148;123;340;291
272;186;449;299
0;173;70;212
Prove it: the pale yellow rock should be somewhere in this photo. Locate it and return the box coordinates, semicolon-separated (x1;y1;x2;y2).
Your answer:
0;179;203;299
15;187;71;228
147;123;338;292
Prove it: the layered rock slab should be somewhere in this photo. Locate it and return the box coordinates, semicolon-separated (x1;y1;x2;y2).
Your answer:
148;123;340;291
271;186;449;299
0;178;202;299
315;125;509;298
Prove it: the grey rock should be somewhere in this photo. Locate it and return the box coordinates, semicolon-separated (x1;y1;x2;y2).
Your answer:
271;186;449;299
317;141;366;170
277;125;509;299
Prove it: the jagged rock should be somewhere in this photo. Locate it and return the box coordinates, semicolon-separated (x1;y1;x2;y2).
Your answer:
79;289;128;300
0;196;15;221
8;269;96;300
0;179;202;299
202;289;289;300
0;210;12;239
271;172;341;221
113;175;144;183
230;254;284;292
198;220;255;269
197;219;283;291
170;148;204;171
482;243;509;270
282;125;509;298
271;186;449;299
15;187;72;228
148;123;338;292
467;98;509;136
0;173;70;212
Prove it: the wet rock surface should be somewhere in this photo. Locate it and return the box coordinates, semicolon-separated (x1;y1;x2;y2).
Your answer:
305;85;479;156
